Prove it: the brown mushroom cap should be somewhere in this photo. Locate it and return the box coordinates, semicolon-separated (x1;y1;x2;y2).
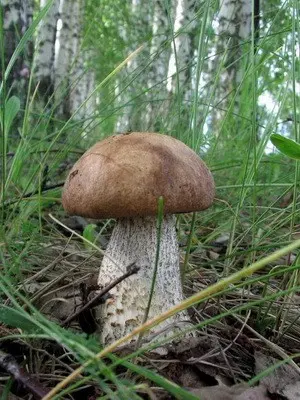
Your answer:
62;132;215;219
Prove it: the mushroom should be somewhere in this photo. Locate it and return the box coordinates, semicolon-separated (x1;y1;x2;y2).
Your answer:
62;132;215;344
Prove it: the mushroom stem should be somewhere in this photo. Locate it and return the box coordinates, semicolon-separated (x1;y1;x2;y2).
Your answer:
97;215;190;344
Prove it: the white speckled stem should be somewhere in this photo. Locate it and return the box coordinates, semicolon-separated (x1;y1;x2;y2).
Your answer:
97;215;190;344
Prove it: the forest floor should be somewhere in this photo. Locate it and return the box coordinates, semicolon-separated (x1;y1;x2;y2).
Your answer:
1;213;300;400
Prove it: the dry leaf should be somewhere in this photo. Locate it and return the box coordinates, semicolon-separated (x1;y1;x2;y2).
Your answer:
255;351;300;399
188;383;269;400
282;381;300;400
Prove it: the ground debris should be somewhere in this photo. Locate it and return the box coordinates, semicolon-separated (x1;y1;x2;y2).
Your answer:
255;351;300;400
0;387;22;400
187;383;269;400
0;349;50;399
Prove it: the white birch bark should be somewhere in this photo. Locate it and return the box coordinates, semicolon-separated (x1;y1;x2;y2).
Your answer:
1;0;33;101
212;0;252;126
148;0;172;90
116;0;152;132
35;0;60;99
67;1;96;127
82;64;96;130
54;0;75;117
54;0;96;124
67;0;84;117
146;0;176;130
1;0;33;66
22;0;33;33
218;0;251;83
69;51;96;128
1;0;22;29
167;0;196;100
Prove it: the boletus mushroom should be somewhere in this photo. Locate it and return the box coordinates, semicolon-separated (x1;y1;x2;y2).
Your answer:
62;132;215;344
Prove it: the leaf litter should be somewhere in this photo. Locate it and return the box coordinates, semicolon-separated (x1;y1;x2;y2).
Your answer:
1;227;300;399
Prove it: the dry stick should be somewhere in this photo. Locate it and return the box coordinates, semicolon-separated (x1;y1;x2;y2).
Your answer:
3;182;65;207
61;263;140;326
0;349;50;398
42;237;300;400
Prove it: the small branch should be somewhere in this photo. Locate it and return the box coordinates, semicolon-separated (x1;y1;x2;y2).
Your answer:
3;182;64;208
15;182;65;199
0;349;50;399
62;263;140;327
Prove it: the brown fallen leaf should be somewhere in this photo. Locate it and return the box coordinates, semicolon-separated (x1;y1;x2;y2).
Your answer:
235;386;271;400
255;350;300;399
187;383;270;400
282;382;300;400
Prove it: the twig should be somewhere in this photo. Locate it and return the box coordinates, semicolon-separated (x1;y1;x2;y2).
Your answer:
0;349;50;398
3;182;64;208
61;262;140;326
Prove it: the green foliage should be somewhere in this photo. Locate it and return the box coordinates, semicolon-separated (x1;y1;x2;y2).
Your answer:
0;306;40;332
0;96;20;134
270;133;300;160
82;223;97;250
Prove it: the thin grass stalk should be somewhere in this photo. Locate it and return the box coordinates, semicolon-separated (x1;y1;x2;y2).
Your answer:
250;0;259;265
0;5;6;232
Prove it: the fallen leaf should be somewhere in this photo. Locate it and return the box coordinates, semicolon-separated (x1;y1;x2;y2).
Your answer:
255;351;300;399
187;383;269;400
282;382;300;400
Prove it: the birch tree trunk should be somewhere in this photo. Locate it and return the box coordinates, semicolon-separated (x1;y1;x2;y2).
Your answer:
54;0;74;118
34;0;60;103
148;0;172;90
146;0;174;130
212;0;252;129
1;0;33;102
67;1;96;129
218;0;251;87
69;50;96;128
167;0;197;100
116;0;152;132
67;0;85;118
54;0;96;126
